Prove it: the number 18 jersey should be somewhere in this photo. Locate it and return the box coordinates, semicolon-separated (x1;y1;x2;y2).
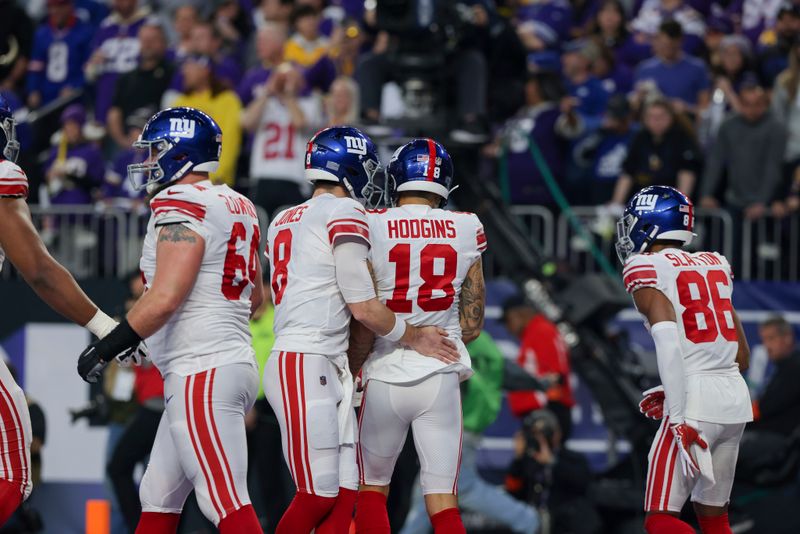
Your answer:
140;180;260;377
363;204;487;385
624;248;752;424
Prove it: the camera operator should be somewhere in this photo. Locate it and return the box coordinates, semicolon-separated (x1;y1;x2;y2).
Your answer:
357;0;493;142
506;410;601;534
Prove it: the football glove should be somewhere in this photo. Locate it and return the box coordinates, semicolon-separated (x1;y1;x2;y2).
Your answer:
77;320;143;383
670;422;708;478
116;341;149;368
639;385;665;420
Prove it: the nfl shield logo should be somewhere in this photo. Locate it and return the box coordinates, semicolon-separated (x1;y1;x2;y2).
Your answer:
320;376;327;386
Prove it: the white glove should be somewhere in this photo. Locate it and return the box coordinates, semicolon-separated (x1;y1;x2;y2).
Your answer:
116;340;149;367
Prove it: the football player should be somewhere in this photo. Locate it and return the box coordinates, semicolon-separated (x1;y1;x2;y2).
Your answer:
353;139;486;534
0;95;129;525
76;108;263;533
264;126;459;534
617;186;752;534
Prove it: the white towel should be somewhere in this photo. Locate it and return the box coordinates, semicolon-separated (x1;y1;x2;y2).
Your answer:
332;354;357;446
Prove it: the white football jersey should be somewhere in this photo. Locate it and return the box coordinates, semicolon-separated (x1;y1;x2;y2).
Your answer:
267;193;370;357
140;180;260;376
363;205;487;385
624;248;752;424
249;95;323;183
0;159;29;271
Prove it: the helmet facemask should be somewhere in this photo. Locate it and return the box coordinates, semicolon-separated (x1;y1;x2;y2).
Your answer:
128;138;193;194
1;115;19;163
615;213;660;263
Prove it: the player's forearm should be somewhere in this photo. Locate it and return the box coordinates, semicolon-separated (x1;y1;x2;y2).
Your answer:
349;298;396;336
126;289;183;338
652;321;687;423
459;258;485;344
347;319;375;375
733;310;750;372
25;256;98;327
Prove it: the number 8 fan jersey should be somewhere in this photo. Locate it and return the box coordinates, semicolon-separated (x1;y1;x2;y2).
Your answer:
363;205;487;385
140;180;260;376
624;249;752;424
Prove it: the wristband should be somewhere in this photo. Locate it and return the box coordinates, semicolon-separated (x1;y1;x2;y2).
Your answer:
95;319;143;363
381;315;407;343
85;309;117;338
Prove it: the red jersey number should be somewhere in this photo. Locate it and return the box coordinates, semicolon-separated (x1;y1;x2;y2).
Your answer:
222;223;261;300
676;269;737;344
387;243;457;313
270;229;292;304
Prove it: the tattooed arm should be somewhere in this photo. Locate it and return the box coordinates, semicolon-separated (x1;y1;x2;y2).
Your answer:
459;257;486;344
348;260;377;375
127;223;205;337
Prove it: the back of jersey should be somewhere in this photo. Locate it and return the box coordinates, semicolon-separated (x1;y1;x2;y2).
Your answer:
141;181;260;376
365;204;486;384
624;248;752;424
267;193;370;357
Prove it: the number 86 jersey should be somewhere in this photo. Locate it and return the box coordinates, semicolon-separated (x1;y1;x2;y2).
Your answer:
624;249;752;424
140;181;261;377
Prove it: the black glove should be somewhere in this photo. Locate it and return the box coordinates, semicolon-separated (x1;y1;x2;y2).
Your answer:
77;320;143;383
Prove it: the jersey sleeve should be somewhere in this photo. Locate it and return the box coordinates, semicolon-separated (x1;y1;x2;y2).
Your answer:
327;198;370;247
0;161;29;199
148;186;210;240
622;254;661;294
474;214;487;254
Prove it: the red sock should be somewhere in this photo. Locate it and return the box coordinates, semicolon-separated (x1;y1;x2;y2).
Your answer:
644;513;696;534
354;490;390;534
697;513;732;534
430;507;466;534
219;504;262;533
135;512;181;534
276;492;336;534
0;479;23;528
317;487;358;534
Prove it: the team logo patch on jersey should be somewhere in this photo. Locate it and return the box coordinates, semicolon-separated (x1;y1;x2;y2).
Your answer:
344;135;367;155
320;376;327;386
634;194;659;212
169;118;196;139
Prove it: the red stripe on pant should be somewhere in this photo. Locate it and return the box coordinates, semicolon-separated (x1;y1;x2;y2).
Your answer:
645;418;670;508
452;397;463;495
284;353;311;493
185;374;224;519
190;371;238;516
648;418;676;511
206;369;244;509
297;354;314;492
0;381;27;491
356;383;369;485
278;353;298;485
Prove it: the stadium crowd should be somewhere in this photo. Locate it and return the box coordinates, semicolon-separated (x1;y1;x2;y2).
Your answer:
1;0;799;223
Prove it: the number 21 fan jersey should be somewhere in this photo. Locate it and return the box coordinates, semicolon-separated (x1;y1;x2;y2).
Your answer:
624;248;752;424
364;205;487;385
140;180;260;376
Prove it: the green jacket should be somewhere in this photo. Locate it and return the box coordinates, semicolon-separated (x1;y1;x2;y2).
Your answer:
462;331;505;434
250;305;275;399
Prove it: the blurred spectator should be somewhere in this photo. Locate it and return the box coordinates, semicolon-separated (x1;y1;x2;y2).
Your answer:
750;315;800;436
172;54;242;186
26;0;93;110
296;0;344;37
700;84;787;219
84;0;153;122
611;98;700;205
329;18;365;77
592;0;651;69
772;39;800;215
102;107;149;208
593;42;634;96
187;20;242;88
241;62;323;218
757;2;800;87
701;14;734;69
562;39;610;130
254;0;294;33
633;20;711;115
400;332;540;534
106;22;174;150
44;104;104;205
630;0;706;54
712;36;757;112
488;70;582;207
516;0;573;57
325;75;359;126
502;296;575;437
211;0;253;58
506;410;600;534
0;0;34;92
238;24;289;107
284;4;330;68
745;0;798;44
574;94;635;204
170;4;199;61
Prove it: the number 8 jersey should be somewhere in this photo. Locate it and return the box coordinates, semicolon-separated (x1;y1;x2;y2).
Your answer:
624;248;752;424
140;180;261;376
363;204;487;385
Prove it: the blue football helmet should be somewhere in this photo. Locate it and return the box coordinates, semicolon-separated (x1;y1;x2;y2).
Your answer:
304;126;382;206
127;107;222;193
616;185;695;263
0;95;20;163
385;138;454;207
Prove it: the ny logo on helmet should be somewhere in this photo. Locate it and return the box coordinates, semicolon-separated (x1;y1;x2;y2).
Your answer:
169;118;196;139
344;135;367;155
634;194;658;212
